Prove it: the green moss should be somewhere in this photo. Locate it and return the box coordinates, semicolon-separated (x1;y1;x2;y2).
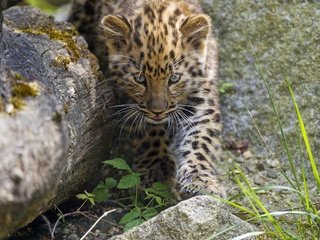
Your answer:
0;97;5;112
10;97;26;110
63;102;69;114
51;55;72;69
9;80;40;111
12;82;40;98
21;26;80;62
13;72;28;81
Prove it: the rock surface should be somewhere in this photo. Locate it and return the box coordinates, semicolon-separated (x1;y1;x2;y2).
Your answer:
110;196;257;240
1;6;114;238
203;0;320;163
0;67;68;239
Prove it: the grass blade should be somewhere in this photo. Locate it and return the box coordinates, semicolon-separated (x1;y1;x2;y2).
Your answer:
286;80;320;189
249;39;300;191
230;231;265;240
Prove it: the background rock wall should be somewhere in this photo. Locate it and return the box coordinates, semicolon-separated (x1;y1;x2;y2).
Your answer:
203;0;320;168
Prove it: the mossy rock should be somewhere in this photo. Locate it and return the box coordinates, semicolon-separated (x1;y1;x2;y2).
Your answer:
203;1;319;165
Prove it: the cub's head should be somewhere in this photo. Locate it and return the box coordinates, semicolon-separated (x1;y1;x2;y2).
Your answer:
102;2;212;124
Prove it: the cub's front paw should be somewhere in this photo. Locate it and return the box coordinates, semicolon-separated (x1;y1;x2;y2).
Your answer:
179;175;227;198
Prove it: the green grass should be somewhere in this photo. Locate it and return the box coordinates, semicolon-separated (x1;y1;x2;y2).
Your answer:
212;48;320;239
25;0;58;13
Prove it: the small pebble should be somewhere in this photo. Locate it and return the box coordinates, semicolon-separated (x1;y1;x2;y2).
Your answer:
218;174;228;181
98;233;108;238
246;165;256;173
266;159;280;168
267;169;278;179
256;163;265;171
67;234;79;240
243;150;253;159
272;194;281;202
228;188;240;196
235;157;245;163
6;103;14;113
254;174;266;186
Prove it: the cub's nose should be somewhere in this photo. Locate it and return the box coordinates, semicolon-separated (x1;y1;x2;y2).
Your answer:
147;99;168;115
150;109;165;116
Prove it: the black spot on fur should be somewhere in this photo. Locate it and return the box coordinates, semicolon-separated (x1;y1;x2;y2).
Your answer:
194;119;210;126
183;150;191;157
187;97;205;104
147;150;159;157
203;109;215;116
134;16;142;29
208;99;215;106
159;129;166;136
169;50;175;59
202;136;212;144
153;139;160;147
195;152;207;161
133;33;143;47
142;141;150;149
144;5;156;23
149;129;157;137
164;24;168;35
192;141;199;150
207;128;220;137
151;158;162;165
144;24;149;35
174;8;182;16
201;143;210;154
140;52;144;60
190;169;198;174
159;5;165;20
214;113;221;123
199;163;208;170
189;130;200;135
84;2;94;14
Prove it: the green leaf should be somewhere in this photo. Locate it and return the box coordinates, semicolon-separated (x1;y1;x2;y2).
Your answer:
76;193;88;200
88;197;95;206
152;182;169;191
103;158;131;171
218;82;234;94
93;187;109;203
104;177;118;189
145;192;163;205
154;196;163;205
117;174;141;189
142;208;158;220
144;186;175;200
119;207;141;224
123;219;144;231
84;190;95;197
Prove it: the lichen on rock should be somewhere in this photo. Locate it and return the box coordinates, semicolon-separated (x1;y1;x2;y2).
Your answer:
20;26;80;62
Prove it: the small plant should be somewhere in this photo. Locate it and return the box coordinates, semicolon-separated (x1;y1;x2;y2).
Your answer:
76;190;96;206
76;158;176;231
218;81;235;94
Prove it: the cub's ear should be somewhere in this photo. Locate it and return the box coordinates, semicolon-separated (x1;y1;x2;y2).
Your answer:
101;15;131;49
180;14;211;49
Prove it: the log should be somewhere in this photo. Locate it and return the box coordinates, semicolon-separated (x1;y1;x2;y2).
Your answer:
0;6;114;238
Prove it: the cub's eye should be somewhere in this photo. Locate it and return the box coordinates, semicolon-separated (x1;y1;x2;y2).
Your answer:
169;73;182;84
132;73;146;84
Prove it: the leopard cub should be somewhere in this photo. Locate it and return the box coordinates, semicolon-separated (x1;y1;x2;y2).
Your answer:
70;0;226;197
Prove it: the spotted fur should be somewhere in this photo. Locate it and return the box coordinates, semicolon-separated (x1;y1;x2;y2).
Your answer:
70;0;225;197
